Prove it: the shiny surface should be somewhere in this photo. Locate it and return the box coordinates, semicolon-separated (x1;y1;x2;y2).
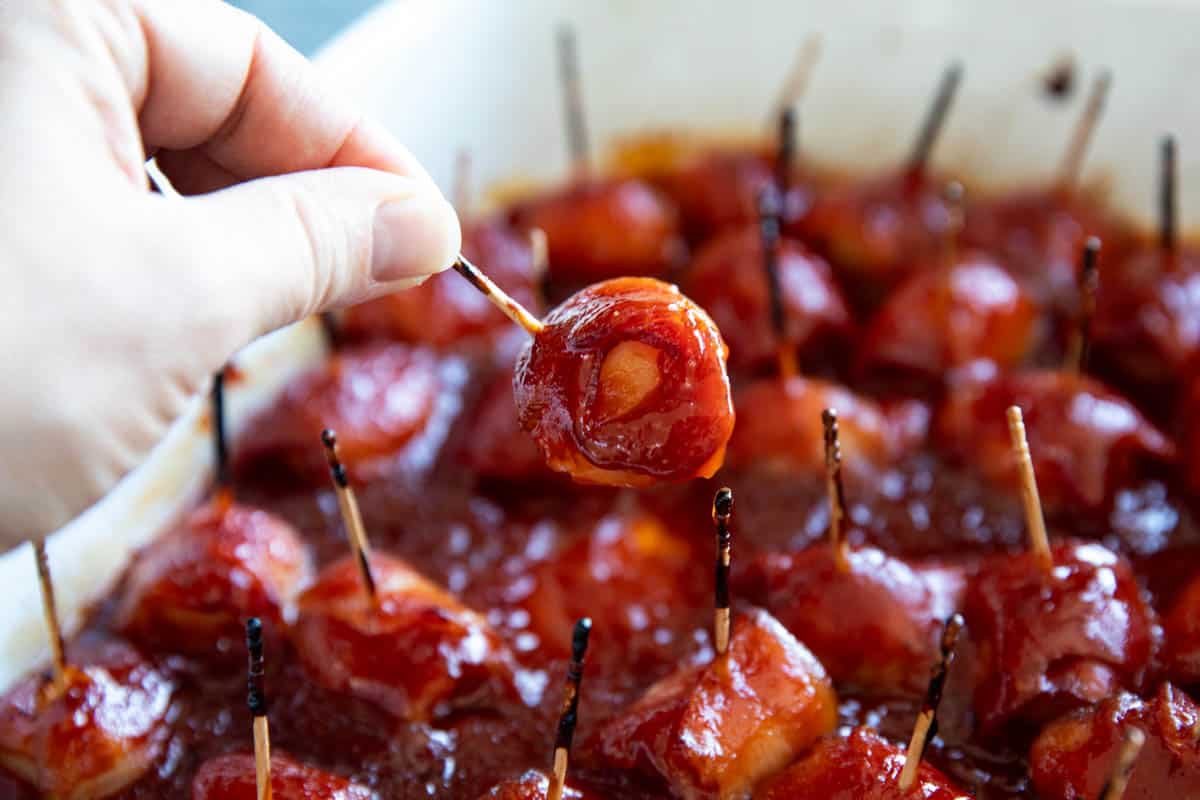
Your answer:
595;608;837;799
1030;684;1200;800
515;278;734;487
293;553;520;721
191;752;375;800
0;636;172;800
937;370;1176;510
756;727;971;799
683;225;852;371
116;500;308;661
962;540;1155;733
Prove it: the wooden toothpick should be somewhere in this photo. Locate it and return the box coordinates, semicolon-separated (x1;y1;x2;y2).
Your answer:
548;618;592;800
452;255;546;336
1066;236;1101;373
757;188;797;379
321;429;378;603
898;614;964;791
1098;727;1146;800
31;540;67;691
557;25;590;177
246;618;272;800
1006;406;1054;573
907;62;964;177
821;409;850;573
769;34;823;127
712;488;734;656
1058;70;1112;192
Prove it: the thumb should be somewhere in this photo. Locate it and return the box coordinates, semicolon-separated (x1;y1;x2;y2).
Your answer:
147;165;462;341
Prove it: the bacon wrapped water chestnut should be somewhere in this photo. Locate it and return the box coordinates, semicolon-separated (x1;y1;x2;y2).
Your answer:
742;547;964;695
343;218;543;348
115;499;309;662
458;365;552;482
960;540;1156;734
937;370;1175;511
514;277;734;487
727;376;928;476
292;553;520;721
595;608;836;799
755;727;972;800
1030;683;1200;799
681;225;852;372
0;636;173;800
236;342;445;484
511;178;686;284
191;752;375;800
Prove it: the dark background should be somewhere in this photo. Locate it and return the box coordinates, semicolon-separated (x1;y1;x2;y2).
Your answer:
230;0;382;55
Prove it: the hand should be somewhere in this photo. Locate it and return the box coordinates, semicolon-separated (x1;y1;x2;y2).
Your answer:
0;0;461;541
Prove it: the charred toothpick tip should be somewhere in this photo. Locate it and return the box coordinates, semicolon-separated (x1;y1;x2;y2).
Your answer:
211;367;231;496
908;61;965;175
1059;70;1113;190
1099;727;1146;800
713;488;734;656
452;255;546;336
1160;135;1178;254
1005;406;1053;573
320;429;378;602
821;409;850;573
246;618;273;800
556;24;590;174
898;613;964;791
771;34;823;125
1067;236;1102;372
757;188;796;379
549;617;592;800
32;540;67;688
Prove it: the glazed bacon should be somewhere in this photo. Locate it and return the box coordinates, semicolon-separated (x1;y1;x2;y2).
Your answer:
742;547;964;695
655;148;776;239
191;752;374;800
727;376;928;476
1163;568;1200;684
859;256;1040;379
236;343;443;484
477;769;596;800
292;553;519;721
512;178;685;282
514;278;734;487
755;727;972;800
116;499;309;661
0;636;172;800
512;510;703;673
682;225;852;371
937;370;1175;511
1030;683;1200;799
595;608;836;799
343;219;542;347
961;540;1156;734
1095;247;1200;384
961;188;1124;309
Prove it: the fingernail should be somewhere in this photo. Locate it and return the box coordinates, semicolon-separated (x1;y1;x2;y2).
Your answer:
371;190;461;283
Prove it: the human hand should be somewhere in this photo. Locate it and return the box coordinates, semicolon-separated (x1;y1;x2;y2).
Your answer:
0;0;461;541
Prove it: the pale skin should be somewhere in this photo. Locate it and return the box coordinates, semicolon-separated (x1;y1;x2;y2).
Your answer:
0;0;462;543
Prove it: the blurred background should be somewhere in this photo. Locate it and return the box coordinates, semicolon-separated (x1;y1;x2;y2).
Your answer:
231;0;381;54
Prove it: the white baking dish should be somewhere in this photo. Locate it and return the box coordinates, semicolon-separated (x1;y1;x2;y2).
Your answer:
2;0;1196;691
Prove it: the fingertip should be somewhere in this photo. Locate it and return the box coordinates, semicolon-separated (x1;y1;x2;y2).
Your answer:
370;185;461;284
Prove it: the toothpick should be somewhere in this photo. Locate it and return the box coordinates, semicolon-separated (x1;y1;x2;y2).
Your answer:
941;181;965;267
246;618;272;800
31;540;67;691
557;25;590;177
321;429;378;603
757;188;796;378
452;255;546;336
1098;727;1146;800
548;618;592;800
898;614;964;791
907;62;965;177
769;34;823;127
1160;135;1178;255
1006;406;1053;573
1058;70;1112;192
211;366;233;511
712;488;734;656
821;409;850;573
776;107;797;197
1066;237;1101;373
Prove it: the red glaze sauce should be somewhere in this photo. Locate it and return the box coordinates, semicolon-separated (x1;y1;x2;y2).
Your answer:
191;751;374;800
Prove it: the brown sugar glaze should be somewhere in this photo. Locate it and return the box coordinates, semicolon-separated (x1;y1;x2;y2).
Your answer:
4;140;1200;800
